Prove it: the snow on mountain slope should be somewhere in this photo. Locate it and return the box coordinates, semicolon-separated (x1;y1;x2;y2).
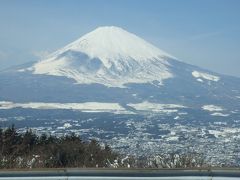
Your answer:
30;26;175;87
192;71;220;82
202;105;224;112
61;26;175;66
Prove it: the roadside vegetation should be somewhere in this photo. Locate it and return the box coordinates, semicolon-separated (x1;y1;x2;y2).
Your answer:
0;125;206;169
0;125;118;168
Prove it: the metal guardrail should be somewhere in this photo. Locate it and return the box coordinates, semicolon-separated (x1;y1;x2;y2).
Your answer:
0;168;240;179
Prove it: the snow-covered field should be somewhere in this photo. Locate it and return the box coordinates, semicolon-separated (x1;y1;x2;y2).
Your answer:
202;105;230;116
211;112;229;117
192;71;220;82
0;101;131;114
208;127;240;138
202;105;224;112
0;101;187;115
128;101;186;113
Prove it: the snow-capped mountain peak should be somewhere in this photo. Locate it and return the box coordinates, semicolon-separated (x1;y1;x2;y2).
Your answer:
61;26;175;67
31;26;176;87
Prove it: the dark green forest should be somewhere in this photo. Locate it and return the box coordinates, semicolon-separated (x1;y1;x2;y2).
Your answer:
0;125;118;168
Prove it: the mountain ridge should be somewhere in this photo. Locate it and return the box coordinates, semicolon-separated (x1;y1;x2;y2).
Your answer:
26;26;178;87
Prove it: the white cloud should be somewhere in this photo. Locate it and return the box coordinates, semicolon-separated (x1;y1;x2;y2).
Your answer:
32;50;50;60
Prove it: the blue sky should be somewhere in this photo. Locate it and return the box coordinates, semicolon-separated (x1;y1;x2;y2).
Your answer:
0;0;240;77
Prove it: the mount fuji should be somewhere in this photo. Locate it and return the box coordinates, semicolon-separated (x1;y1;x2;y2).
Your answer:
30;26;174;87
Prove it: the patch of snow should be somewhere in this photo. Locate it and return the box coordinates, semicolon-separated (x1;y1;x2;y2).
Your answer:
192;71;220;82
208;128;240;139
208;130;223;138
202;105;224;112
174;116;180;120
0;101;132;114
128;101;186;113
63;123;72;128
17;69;26;72
166;136;179;141
178;112;188;115
0;101;15;109
211;112;229;117
214;121;227;125
121;156;129;164
197;78;203;82
224;128;239;134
